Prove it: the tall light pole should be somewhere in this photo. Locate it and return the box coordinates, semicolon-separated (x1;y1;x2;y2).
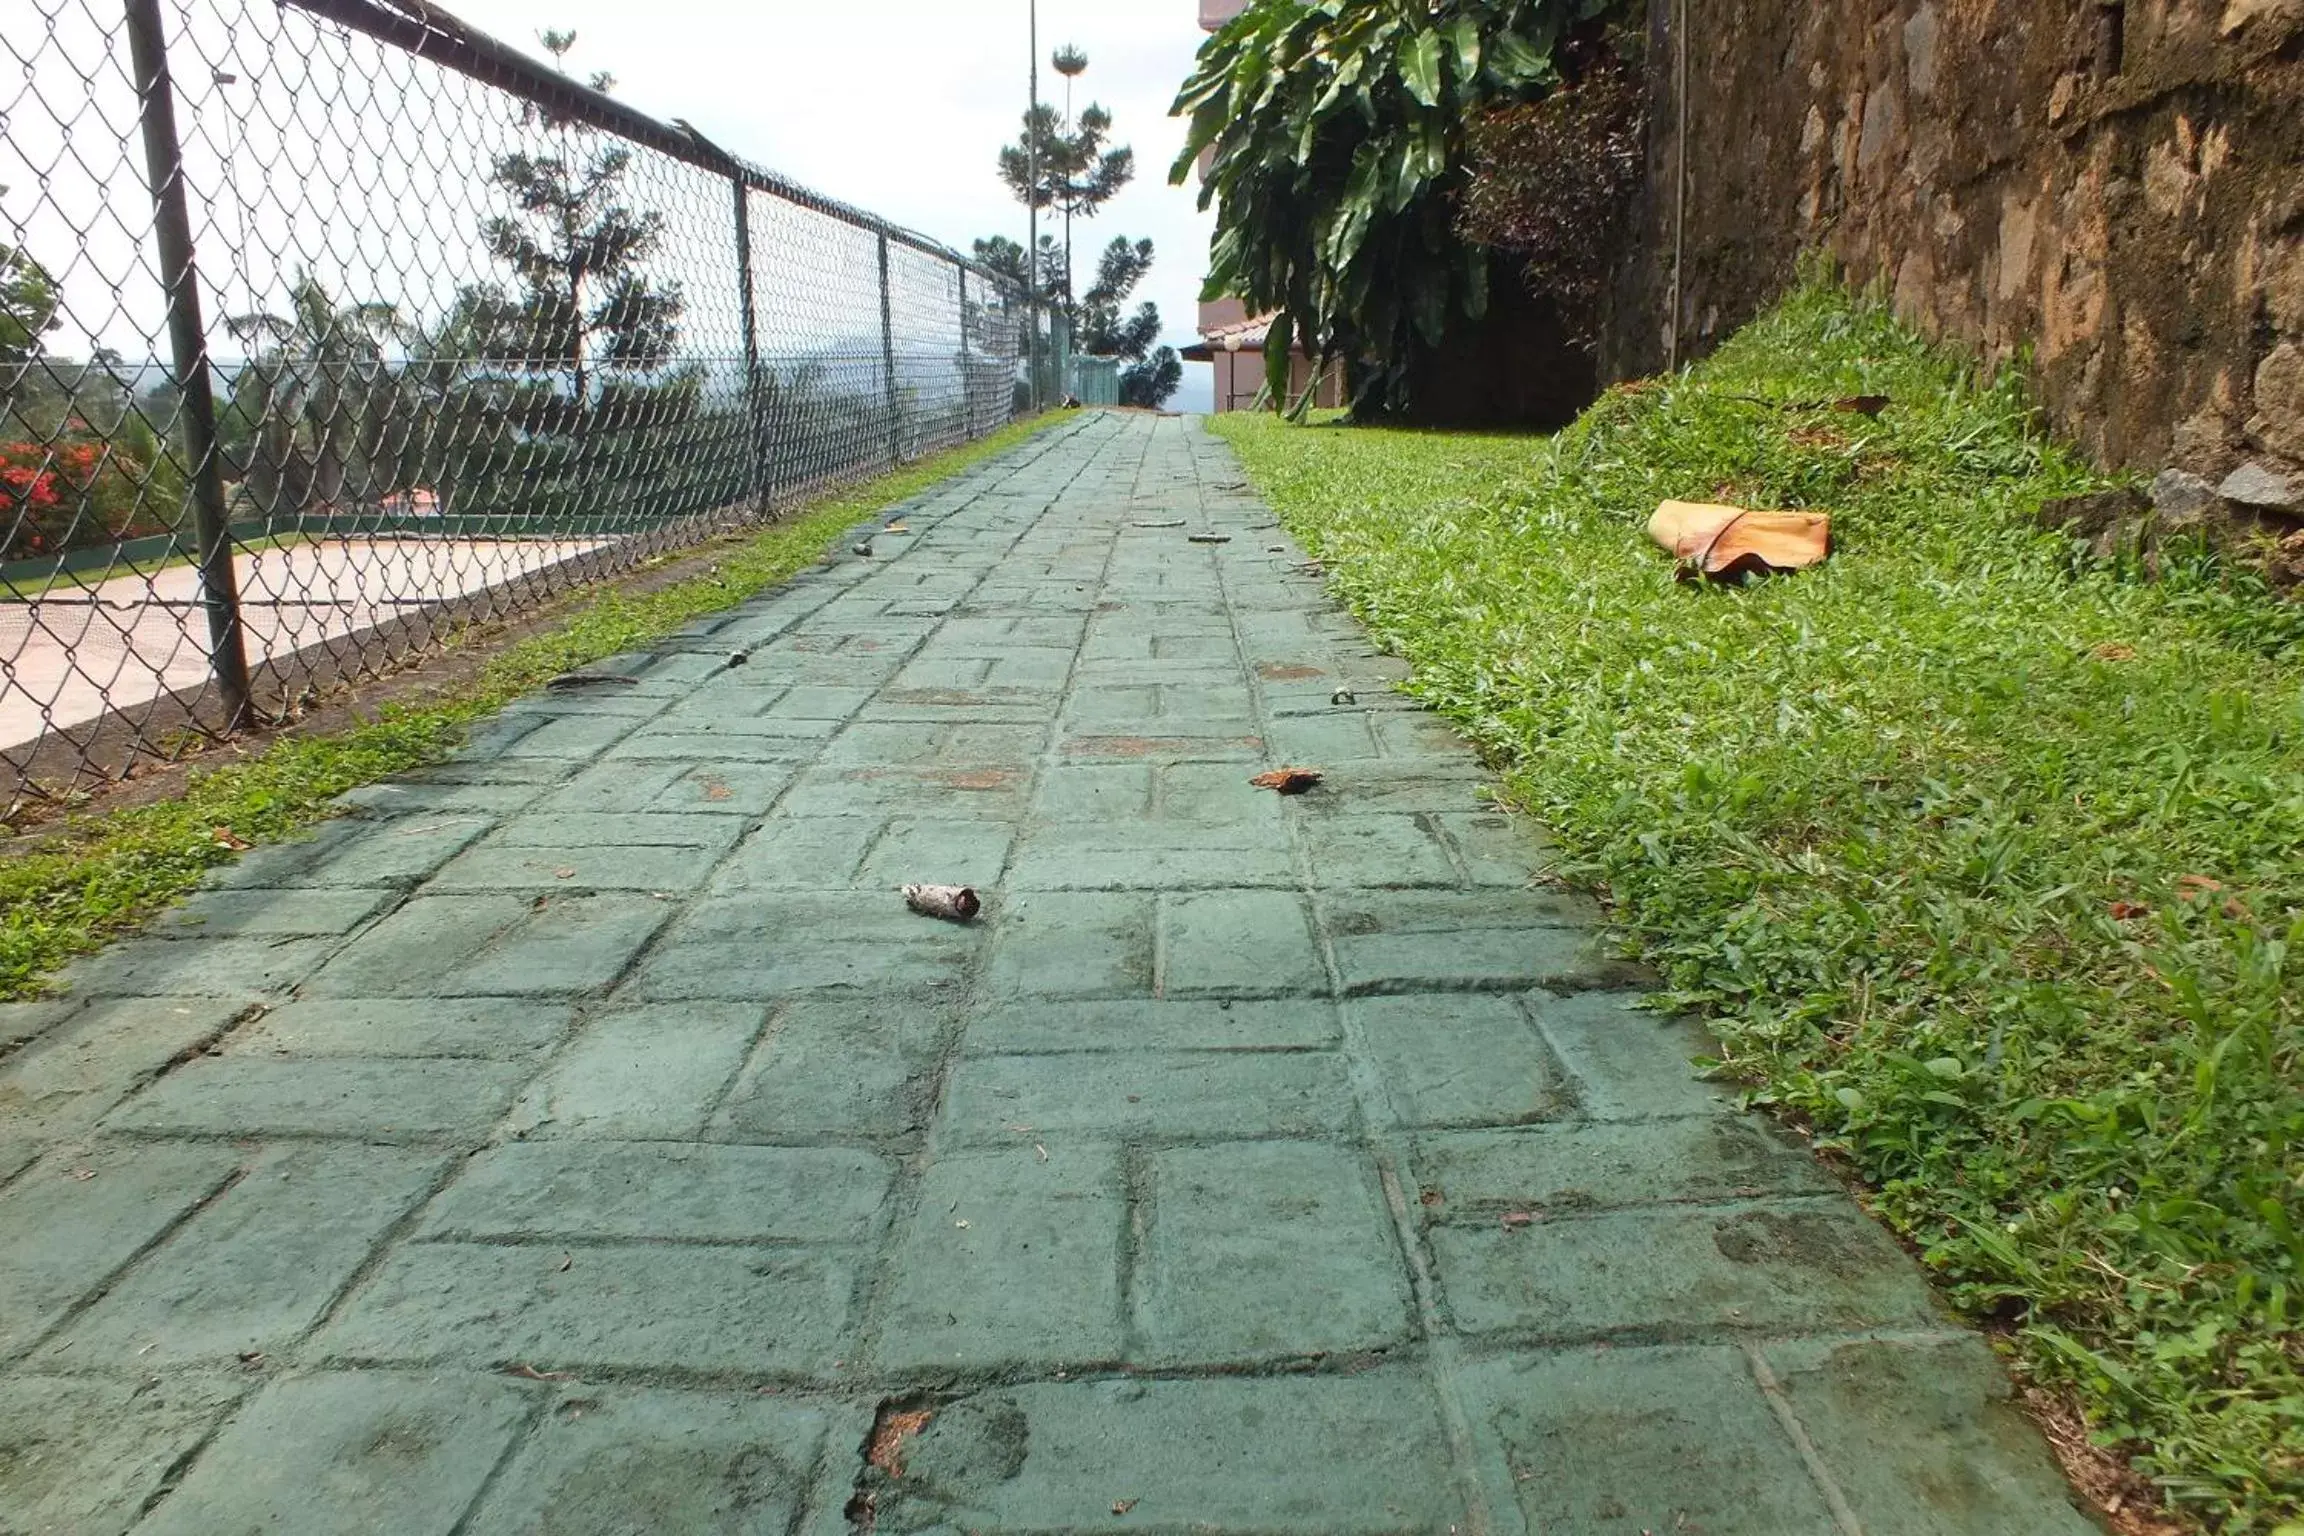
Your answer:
1026;0;1040;410
1052;45;1088;307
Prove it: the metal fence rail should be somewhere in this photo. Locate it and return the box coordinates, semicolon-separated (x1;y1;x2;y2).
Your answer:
0;0;1026;812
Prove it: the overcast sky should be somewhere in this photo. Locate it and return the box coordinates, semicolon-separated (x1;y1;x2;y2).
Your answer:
450;0;1222;410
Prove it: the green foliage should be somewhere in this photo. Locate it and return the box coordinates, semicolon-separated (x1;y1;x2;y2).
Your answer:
1173;0;1610;413
224;271;406;512
0;412;1067;998
1120;347;1182;411
972;235;1067;304
475;28;682;406
992;62;1166;408
1076;237;1159;362
998;101;1134;234
1214;283;2304;1531
0;242;60;372
973;234;1178;410
1458;49;1646;347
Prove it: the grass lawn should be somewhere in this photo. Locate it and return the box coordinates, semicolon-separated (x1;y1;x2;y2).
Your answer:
1214;285;2303;1532
0;412;1069;1001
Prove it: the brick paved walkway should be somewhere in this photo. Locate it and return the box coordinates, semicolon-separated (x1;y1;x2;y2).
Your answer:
0;413;2097;1534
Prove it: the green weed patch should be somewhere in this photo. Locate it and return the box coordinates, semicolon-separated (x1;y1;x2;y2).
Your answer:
1214;287;2302;1530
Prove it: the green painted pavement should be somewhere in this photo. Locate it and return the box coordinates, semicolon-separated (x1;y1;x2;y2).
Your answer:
0;413;2102;1534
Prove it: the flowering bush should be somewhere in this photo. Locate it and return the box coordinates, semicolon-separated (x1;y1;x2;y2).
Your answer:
0;434;173;562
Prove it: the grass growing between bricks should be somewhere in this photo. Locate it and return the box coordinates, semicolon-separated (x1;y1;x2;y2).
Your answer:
0;413;1067;1002
1214;285;2303;1532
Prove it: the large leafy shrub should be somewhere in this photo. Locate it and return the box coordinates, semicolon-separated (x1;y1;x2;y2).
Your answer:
1171;0;1612;414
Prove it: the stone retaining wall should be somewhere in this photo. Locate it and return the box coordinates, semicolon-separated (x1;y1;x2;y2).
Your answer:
1603;0;2304;529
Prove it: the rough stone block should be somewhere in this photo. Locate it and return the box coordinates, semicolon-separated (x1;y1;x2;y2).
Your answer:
246;813;497;888
154;886;391;938
0;1373;245;1535
334;780;548;817
1762;1333;2105;1534
320;1243;856;1374
1430;1201;1942;1339
443;894;676;996
627;895;980;998
485;811;749;853
228;998;572;1060
762;684;877;719
301;895;530;997
421;1142;892;1244
860;1372;1460;1533
1435;809;1560;885
507;1003;764;1139
963;998;1339;1054
1455;1345;1839;1533
980;891;1152;998
1136;1140;1411;1365
940;1050;1356;1144
0;995;80;1053
60;936;337;999
427;843;725;892
1065;682;1254;728
536;758;797;816
1009;821;1296;889
1350;994;1571;1127
0;997;245;1139
133;1370;531;1536
1371;712;1472;758
711;993;946;1143
1284;758;1488;814
773;761;1031;818
1413;1118;1833;1216
466;1389;830;1536
1261;711;1382;762
710;816;880;889
1031;762;1154;819
1301;813;1463;887
875;1145;1124;1371
608;721;837;763
1323;890;1609;994
0;1142;242;1355
496;712;646;760
58;1144;445;1364
109;1056;526;1141
854;818;1018;891
819;721;1043;766
1528;989;1733;1119
1058;729;1264;762
859;691;1054;724
1162;889;1327;996
1155;760;1288;822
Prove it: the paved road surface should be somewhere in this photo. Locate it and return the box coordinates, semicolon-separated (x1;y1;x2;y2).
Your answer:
2;536;606;753
0;413;2098;1534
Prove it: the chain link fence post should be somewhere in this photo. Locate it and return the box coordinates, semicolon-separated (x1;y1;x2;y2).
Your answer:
729;174;769;517
956;266;975;442
876;233;900;468
3;0;1029;812
124;0;253;731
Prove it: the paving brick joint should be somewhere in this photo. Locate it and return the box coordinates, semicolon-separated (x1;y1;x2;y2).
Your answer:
0;414;2100;1534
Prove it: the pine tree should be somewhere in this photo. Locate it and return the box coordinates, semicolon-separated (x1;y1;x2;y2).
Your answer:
991;58;1174;409
1075;237;1180;410
473;29;682;420
997;57;1134;318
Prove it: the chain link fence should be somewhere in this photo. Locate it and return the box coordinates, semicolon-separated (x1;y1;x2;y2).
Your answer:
0;0;1028;814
